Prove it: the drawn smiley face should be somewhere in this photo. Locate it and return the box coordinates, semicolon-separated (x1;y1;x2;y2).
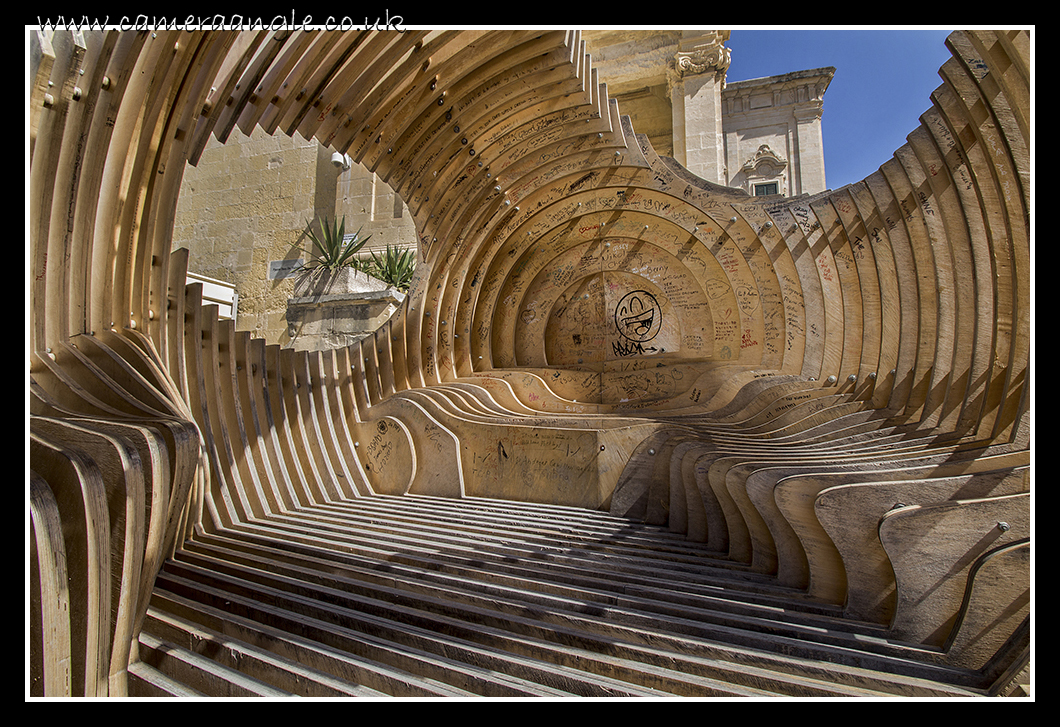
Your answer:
614;290;662;343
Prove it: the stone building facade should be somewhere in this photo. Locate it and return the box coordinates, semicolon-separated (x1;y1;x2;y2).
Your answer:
171;29;832;347
581;30;833;197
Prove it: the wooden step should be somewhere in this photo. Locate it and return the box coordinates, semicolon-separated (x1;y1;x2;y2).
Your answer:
140;496;985;698
127;661;205;698
148;578;668;698
141;608;388;697
143;592;478;698
135;631;294;698
178;532;932;665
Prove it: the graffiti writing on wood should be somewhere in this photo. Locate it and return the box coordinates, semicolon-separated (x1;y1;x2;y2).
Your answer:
613;339;659;357
612;290;662;357
614;291;661;342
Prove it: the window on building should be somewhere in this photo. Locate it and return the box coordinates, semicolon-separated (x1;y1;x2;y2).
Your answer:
754;182;779;196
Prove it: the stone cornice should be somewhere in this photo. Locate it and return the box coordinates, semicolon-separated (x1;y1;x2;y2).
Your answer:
792;101;825;122
724;67;835;99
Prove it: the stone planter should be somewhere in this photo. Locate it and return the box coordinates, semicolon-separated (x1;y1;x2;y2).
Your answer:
285;266;405;351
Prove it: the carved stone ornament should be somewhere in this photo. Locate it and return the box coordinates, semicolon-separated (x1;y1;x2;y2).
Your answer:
741;144;788;177
674;38;732;80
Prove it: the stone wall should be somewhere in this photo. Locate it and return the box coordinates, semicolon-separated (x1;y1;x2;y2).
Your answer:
172;126;419;347
285;267;405;352
172;126;333;345
582;30;683;158
335;159;419;258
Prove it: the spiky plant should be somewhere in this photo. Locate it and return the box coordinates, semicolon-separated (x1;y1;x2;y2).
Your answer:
369;244;417;292
299;215;372;271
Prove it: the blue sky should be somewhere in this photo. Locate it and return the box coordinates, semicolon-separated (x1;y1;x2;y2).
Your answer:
723;28;956;191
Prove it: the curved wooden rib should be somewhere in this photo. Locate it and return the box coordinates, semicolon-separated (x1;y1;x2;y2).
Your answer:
28;28;1030;696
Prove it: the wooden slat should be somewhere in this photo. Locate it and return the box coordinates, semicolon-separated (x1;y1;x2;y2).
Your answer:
27;28;1030;696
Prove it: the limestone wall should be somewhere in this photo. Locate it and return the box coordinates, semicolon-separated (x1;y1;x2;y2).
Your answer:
173;126;419;347
172;126;328;345
335;157;420;257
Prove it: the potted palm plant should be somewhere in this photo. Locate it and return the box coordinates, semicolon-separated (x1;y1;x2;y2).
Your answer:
293;215;382;297
285;216;411;351
368;244;417;293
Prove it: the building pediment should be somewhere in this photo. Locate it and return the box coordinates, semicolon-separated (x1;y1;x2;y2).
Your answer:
741;145;787;177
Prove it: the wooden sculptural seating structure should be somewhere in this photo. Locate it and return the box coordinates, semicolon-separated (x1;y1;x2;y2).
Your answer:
28;28;1031;698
